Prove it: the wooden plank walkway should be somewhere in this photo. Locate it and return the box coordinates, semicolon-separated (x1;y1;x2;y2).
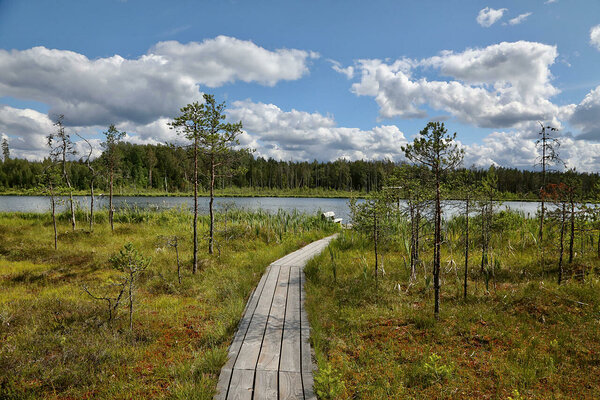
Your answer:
215;234;337;400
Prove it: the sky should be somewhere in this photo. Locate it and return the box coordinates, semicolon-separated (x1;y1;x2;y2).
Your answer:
1;0;600;171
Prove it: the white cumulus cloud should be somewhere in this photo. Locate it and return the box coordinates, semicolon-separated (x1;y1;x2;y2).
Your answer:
507;12;532;25
568;85;600;140
226;100;408;161
590;25;600;51
0;36;315;127
329;59;355;79
464;129;600;172
477;7;507;27
350;41;562;128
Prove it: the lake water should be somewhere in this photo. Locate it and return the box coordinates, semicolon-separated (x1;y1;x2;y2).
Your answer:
0;195;544;222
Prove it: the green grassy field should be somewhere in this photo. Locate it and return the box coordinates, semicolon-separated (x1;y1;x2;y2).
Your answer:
0;208;338;399
305;215;600;400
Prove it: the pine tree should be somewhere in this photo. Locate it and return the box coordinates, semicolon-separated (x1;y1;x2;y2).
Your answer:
402;122;463;319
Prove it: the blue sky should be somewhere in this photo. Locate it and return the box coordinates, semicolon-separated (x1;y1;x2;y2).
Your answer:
1;0;600;170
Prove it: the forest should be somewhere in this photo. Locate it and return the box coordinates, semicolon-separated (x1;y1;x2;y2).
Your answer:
1;139;599;199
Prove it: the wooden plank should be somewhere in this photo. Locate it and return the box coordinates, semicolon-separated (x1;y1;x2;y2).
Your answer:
279;371;304;400
302;371;317;400
227;369;255;400
257;265;290;371
300;328;313;373
281;240;321;266
299;270;315;373
276;247;307;267
223;268;270;370
214;368;231;400
280;267;301;372
212;235;338;400
254;370;278;399
299;269;310;329
234;265;280;370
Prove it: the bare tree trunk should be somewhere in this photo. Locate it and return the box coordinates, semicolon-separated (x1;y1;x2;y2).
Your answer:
558;203;566;284
415;208;420;268
193;138;198;273
464;197;469;300
209;155;215;255
175;241;181;284
50;184;57;250
409;204;416;279
374;207;378;285
109;169;114;231
539;132;546;242
434;169;441;319
148;168;152;189
568;199;575;264
480;205;486;275
59;143;76;231
68;189;76;230
89;180;94;231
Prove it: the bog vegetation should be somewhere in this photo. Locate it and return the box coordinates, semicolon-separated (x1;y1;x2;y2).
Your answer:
0;208;338;399
305;123;600;399
1;99;600;400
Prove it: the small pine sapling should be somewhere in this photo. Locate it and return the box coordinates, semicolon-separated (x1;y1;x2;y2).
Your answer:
110;243;151;332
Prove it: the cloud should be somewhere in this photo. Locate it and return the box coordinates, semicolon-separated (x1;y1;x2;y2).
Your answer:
226;100;408;161
328;59;354;79
351;41;562;128
0;36;315;127
463;129;600;172
507;12;532;25
591;25;600;51
0;105;54;159
569;85;600;140
545;0;557;4
476;7;507;27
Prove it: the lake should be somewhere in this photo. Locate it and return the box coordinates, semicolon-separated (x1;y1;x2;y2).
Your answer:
0;195;546;222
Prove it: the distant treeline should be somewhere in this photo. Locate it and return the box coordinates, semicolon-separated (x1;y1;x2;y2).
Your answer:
1;142;599;198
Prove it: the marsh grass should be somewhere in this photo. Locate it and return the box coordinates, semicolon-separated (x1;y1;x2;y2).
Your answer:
0;208;338;399
305;213;600;399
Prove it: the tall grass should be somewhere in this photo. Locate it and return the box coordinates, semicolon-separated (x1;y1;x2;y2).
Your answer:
305;211;600;399
0;208;339;399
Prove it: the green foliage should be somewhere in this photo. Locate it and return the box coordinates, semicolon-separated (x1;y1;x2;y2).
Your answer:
0;209;336;398
314;363;345;399
507;389;526;400
109;242;151;274
405;353;454;387
2;144;600;197
304;212;600;399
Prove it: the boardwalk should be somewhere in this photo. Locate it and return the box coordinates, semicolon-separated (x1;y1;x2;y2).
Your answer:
215;235;337;400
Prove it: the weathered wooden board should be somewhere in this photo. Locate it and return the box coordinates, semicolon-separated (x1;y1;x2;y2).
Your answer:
257;265;290;371
280;267;301;373
214;368;231;400
254;370;278;399
227;369;254;400
302;371;317;400
234;265;280;370
213;234;337;400
279;371;304;400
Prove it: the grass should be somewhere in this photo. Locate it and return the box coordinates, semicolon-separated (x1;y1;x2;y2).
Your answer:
305;213;600;399
0;207;339;399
